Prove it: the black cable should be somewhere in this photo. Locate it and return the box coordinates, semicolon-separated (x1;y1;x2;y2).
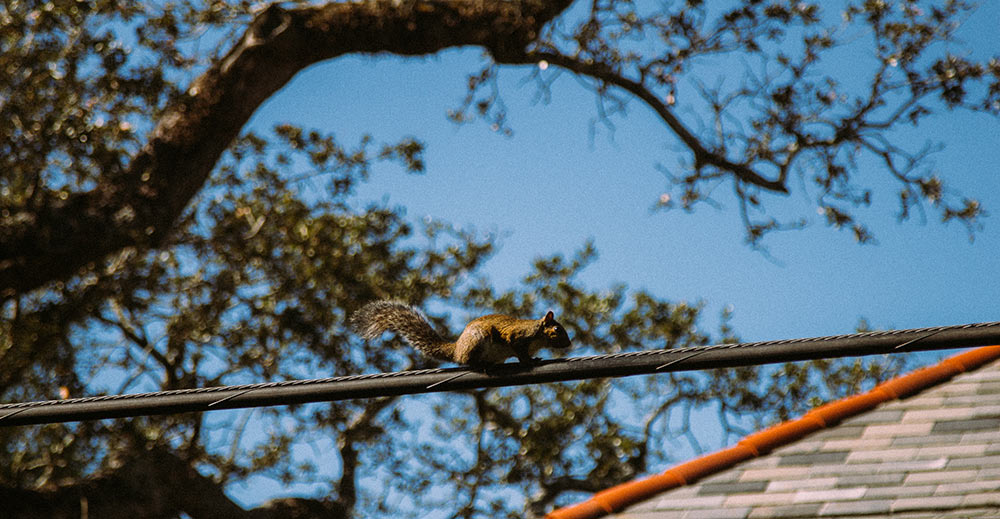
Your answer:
2;320;999;427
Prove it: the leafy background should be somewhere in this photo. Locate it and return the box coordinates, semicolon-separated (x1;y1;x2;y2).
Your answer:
2;1;998;517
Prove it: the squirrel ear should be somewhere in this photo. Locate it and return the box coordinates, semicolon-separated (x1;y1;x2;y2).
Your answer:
543;310;555;324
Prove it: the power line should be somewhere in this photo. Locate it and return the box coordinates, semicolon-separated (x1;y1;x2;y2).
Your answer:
2;321;999;427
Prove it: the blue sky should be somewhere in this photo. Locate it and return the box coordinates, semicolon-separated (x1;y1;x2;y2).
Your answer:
248;1;999;347
223;0;1000;509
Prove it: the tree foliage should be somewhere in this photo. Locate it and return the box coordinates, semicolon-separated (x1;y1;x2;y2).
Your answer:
458;0;997;245
1;0;993;517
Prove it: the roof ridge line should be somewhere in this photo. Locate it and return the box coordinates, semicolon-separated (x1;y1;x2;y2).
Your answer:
546;344;1000;519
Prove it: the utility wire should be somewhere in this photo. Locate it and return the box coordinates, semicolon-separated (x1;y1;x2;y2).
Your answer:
2;321;999;427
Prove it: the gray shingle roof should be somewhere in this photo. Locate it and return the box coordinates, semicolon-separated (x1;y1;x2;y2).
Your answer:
613;357;1000;519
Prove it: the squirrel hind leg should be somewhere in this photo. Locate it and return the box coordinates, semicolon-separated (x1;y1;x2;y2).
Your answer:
464;359;493;373
454;325;498;366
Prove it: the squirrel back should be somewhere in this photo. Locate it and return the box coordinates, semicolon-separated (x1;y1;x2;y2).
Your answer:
350;300;572;366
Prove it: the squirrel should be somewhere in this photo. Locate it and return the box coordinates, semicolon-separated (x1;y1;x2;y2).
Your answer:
350;300;572;366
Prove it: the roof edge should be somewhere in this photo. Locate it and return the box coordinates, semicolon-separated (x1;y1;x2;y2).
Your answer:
546;345;1000;519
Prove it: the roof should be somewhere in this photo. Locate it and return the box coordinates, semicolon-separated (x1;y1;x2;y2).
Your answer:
548;345;1000;519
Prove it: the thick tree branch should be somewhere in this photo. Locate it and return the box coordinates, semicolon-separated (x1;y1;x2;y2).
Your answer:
0;0;573;296
1;446;346;519
1;447;243;519
336;396;397;512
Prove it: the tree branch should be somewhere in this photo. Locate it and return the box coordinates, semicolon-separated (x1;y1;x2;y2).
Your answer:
514;50;790;194
0;0;573;296
336;396;397;512
1;446;347;519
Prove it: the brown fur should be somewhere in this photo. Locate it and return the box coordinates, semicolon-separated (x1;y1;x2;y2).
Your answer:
351;301;572;366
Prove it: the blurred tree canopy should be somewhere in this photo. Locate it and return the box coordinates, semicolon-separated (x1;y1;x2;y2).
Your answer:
1;0;995;518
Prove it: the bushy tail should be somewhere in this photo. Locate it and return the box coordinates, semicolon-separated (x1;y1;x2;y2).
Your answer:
350;300;455;362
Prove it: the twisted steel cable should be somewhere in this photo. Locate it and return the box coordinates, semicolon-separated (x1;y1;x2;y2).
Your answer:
2;320;999;427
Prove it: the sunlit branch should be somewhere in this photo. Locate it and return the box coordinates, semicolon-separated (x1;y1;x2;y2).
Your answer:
511;51;790;194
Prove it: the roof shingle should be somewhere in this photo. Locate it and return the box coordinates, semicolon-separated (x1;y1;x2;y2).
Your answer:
548;346;1000;519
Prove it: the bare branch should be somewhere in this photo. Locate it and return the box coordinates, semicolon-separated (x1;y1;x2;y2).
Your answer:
512;51;791;193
